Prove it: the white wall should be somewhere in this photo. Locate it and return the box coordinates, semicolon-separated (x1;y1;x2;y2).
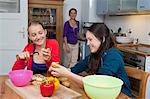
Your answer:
63;0;82;23
105;15;150;45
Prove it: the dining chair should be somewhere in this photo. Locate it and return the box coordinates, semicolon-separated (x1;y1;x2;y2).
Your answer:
125;66;150;99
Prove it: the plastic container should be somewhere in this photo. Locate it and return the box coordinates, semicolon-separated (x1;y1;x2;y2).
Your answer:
82;75;123;99
9;70;33;87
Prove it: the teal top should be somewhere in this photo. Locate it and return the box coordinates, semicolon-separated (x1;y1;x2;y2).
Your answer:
71;48;132;97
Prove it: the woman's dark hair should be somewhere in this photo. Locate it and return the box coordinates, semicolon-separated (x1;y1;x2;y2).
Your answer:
87;23;115;74
69;8;77;16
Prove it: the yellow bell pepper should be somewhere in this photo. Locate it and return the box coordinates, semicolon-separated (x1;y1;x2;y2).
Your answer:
46;77;60;91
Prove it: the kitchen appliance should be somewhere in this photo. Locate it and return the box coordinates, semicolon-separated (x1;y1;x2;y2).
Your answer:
118;44;150;99
119;45;150;72
78;22;93;61
81;0;104;22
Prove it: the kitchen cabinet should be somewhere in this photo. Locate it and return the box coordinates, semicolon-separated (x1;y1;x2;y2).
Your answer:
97;0;121;15
121;0;137;11
97;0;137;14
97;0;150;15
108;0;121;14
138;0;150;11
29;8;57;39
28;0;64;46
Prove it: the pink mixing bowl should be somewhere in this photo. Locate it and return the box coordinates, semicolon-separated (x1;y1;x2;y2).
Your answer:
9;70;33;87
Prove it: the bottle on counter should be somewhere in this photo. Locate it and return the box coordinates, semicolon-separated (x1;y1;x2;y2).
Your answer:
133;38;138;44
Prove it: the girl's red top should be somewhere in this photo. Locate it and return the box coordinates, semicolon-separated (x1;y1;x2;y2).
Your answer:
12;39;60;70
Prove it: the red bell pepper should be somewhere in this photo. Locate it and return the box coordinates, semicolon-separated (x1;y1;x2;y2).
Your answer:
40;78;54;97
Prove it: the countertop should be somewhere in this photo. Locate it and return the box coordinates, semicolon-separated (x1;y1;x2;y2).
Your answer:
117;44;150;56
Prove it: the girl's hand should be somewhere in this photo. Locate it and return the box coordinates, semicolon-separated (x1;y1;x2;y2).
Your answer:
16;51;30;60
66;45;70;53
41;48;51;61
49;63;70;78
63;43;70;53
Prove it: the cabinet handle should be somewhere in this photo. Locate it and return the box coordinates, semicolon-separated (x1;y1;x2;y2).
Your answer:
18;27;25;33
140;6;145;9
18;31;25;33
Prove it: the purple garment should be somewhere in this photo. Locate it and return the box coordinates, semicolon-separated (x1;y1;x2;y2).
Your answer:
63;20;79;44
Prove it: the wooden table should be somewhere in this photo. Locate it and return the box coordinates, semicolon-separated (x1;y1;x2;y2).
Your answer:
2;79;89;99
0;75;8;99
69;80;89;99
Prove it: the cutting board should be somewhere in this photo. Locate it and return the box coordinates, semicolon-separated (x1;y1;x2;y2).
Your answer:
5;79;82;99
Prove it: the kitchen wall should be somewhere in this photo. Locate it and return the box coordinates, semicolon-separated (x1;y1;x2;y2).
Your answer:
105;15;150;45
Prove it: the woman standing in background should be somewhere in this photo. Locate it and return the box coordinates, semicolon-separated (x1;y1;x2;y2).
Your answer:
63;8;80;68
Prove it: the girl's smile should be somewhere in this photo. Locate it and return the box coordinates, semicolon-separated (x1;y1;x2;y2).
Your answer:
86;31;101;53
28;24;47;46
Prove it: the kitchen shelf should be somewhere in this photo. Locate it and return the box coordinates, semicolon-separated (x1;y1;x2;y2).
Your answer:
28;0;64;44
31;14;50;16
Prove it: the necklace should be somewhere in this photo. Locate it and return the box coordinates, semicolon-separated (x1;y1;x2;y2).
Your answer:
69;19;77;28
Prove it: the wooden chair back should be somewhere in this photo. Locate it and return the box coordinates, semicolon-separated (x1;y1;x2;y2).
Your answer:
125;66;150;99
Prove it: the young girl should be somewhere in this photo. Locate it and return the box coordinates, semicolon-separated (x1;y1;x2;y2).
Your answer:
50;23;132;98
12;20;60;74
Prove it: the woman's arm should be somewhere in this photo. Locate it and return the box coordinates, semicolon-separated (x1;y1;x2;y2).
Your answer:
50;64;83;88
71;56;89;74
63;37;68;46
66;70;83;88
12;44;33;70
63;22;70;52
63;21;69;45
49;56;89;88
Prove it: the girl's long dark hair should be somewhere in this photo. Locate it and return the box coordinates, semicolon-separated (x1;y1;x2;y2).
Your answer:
87;23;115;74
